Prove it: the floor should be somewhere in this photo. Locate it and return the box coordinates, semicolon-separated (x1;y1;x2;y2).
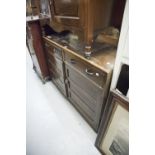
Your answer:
26;51;101;155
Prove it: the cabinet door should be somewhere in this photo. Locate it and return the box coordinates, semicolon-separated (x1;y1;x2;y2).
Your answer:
65;63;105;131
50;0;85;27
44;41;67;96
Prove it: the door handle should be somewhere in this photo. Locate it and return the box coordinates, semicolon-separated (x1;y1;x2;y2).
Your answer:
85;68;94;76
85;68;100;77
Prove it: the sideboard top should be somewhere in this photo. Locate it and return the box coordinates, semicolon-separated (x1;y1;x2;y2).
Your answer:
43;37;116;74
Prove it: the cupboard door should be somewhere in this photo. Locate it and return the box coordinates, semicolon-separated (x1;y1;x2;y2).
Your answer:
65;63;106;131
50;0;84;27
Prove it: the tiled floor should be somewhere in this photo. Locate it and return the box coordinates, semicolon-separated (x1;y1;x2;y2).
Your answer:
26;51;101;155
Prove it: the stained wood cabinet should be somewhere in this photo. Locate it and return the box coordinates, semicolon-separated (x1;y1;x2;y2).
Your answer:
43;37;116;131
65;63;105;131
26;0;126;132
49;0;120;57
64;51;112;131
44;40;67;96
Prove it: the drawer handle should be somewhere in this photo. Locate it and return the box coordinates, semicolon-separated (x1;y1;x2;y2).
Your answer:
85;68;94;76
70;59;76;64
85;68;100;77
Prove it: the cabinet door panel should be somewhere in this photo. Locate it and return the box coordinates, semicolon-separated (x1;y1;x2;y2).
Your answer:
53;0;79;17
50;0;84;27
69;80;97;111
45;42;63;60
65;61;107;131
69;90;95;120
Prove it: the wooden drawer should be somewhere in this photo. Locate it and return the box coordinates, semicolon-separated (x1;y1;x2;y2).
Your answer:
64;52;107;88
66;63;105;131
68;80;98;112
65;63;104;99
44;41;62;60
47;55;64;74
49;66;64;84
49;67;66;96
52;78;66;96
68;90;98;130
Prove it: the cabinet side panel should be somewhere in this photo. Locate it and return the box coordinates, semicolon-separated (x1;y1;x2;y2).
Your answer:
28;21;49;79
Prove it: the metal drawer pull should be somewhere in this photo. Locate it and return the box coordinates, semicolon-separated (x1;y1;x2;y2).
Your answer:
70;59;76;64
85;68;100;77
85;68;94;76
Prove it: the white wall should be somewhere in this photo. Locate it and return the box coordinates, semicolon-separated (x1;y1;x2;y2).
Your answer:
110;0;129;93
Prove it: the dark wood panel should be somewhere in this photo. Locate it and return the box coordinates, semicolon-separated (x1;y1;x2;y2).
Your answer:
43;37;115;132
48;65;64;83
45;42;63;60
47;54;64;72
52;0;79;17
68;80;97;111
69;89;96;120
44;39;67;96
110;0;126;30
52;78;66;96
68;90;98;131
65;62;107;131
27;21;49;81
50;0;84;27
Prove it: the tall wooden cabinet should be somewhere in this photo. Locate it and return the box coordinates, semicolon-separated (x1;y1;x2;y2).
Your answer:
49;0;121;57
26;0;127;132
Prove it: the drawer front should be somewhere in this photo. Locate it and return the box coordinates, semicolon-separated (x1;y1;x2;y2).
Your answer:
66;64;104;131
64;52;107;88
65;63;103;99
68;90;98;131
45;41;62;60
68;79;99;112
52;78;66;96
47;55;64;74
49;68;66;96
49;66;64;84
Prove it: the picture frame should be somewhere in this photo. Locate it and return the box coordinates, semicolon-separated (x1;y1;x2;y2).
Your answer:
95;90;129;155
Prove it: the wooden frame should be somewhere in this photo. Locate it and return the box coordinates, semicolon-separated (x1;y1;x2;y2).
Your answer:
95;90;129;155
